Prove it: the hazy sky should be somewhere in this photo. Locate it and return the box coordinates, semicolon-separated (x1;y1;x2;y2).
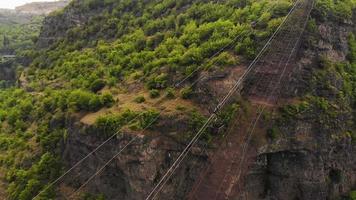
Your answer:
0;0;57;9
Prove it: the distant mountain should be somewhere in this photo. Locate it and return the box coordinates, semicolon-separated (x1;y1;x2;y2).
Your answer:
15;0;70;15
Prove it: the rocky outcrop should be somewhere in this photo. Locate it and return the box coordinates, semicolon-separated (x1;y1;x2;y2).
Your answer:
235;9;356;200
60;115;208;200
239;132;355;200
36;0;108;48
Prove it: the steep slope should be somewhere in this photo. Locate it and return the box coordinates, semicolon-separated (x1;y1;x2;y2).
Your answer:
236;3;356;200
0;0;355;200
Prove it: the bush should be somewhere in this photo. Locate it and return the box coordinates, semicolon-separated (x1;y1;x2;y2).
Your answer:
149;89;160;98
181;86;193;99
146;73;168;89
165;87;175;99
138;109;160;128
100;92;115;107
134;95;146;103
90;79;106;93
95;110;136;136
68;90;103;111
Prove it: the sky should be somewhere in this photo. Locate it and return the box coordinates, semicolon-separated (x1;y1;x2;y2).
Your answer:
0;0;58;9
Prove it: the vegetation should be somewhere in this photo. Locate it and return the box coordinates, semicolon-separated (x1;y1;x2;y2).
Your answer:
149;89;160;98
95;109;159;136
0;0;355;199
134;95;146;103
275;33;356;139
0;15;43;54
26;0;294;93
315;0;356;20
349;190;356;200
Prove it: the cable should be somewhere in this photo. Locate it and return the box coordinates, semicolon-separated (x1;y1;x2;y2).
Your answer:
184;5;296;195
144;1;301;199
50;17;248;200
216;2;314;199
36;2;282;199
68;112;161;199
214;22;298;199
34;1;298;199
31;4;256;199
213;8;301;196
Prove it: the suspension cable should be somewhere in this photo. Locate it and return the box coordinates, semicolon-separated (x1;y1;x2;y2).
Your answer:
144;1;301;199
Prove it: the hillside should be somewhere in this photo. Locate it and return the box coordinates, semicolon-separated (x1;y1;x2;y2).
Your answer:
15;1;70;15
0;1;69;53
0;1;69;88
0;0;355;200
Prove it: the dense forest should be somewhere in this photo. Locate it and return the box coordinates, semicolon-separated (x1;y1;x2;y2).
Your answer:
0;0;355;199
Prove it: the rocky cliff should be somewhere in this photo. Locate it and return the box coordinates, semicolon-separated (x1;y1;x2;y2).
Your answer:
1;0;353;200
236;9;356;200
54;3;356;200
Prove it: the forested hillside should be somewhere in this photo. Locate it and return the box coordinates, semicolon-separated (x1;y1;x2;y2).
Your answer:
0;14;43;54
0;0;355;200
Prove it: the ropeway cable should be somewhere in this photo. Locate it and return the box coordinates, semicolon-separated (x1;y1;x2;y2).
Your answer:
212;6;305;196
30;6;254;200
214;26;299;200
32;2;294;199
221;3;313;199
214;2;313;199
51;15;253;200
187;4;302;196
144;1;301;199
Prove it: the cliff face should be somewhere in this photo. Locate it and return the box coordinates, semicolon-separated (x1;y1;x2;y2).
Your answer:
237;10;356;200
29;1;356;200
60;116;208;199
57;9;356;200
36;1;109;48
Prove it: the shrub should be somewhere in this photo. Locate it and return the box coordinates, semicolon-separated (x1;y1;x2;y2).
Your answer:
138;109;160;128
95;110;136;136
146;73;168;89
149;89;160;98
134;96;146;103
100;92;115;107
90;79;106;93
181;86;193;99
68;90;103;111
165;87;175;99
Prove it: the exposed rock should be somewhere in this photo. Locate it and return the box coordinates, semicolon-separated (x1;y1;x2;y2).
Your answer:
41;3;356;200
60;116;208;200
234;9;356;200
36;0;108;48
